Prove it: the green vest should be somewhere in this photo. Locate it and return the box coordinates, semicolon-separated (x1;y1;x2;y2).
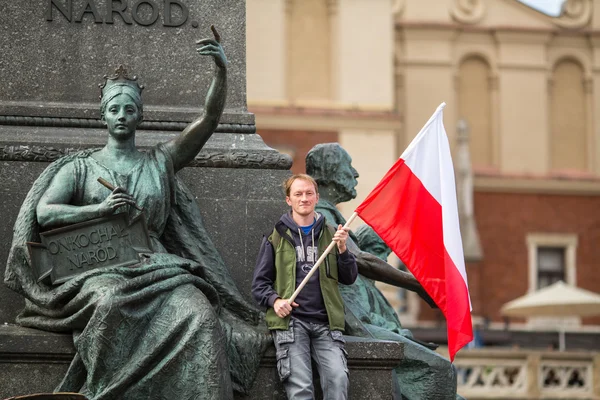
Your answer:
265;224;346;331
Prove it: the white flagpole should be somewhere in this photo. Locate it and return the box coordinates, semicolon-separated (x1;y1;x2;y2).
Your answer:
288;212;359;304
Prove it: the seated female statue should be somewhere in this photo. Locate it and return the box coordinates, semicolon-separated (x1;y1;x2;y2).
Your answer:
4;27;268;400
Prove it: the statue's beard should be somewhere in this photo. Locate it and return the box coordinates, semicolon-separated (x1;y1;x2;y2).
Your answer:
333;181;357;204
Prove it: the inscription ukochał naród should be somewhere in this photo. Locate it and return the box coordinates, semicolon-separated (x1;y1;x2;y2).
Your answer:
28;212;152;285
46;0;190;27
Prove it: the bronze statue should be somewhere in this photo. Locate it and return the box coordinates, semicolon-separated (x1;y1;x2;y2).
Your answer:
355;225;392;262
4;27;268;400
307;143;463;400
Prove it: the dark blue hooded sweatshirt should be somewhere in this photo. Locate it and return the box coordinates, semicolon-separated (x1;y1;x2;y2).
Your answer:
251;212;357;325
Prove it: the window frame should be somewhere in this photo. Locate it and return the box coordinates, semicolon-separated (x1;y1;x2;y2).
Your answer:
526;233;577;293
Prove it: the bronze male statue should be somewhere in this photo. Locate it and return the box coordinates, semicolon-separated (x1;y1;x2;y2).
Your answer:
355;224;392;261
307;143;463;400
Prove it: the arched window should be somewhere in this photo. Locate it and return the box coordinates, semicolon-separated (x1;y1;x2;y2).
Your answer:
457;56;493;167
287;0;332;102
550;60;587;171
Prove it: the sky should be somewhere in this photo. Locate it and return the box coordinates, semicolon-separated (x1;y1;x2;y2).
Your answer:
518;0;566;17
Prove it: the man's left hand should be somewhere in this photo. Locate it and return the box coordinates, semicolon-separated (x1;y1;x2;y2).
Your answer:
333;224;349;253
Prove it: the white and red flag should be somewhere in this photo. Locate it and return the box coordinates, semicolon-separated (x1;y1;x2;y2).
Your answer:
355;102;473;361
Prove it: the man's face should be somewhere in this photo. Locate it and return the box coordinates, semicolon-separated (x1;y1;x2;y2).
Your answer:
336;151;359;202
286;178;319;218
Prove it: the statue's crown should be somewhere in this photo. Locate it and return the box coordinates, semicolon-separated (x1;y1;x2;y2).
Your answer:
98;65;144;98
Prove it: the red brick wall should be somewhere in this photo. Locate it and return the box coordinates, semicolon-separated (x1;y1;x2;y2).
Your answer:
258;129;338;174
418;191;600;325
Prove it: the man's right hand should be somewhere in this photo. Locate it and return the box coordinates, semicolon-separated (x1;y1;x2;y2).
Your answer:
273;298;299;318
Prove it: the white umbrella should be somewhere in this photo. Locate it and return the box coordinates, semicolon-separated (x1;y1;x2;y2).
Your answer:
501;280;600;350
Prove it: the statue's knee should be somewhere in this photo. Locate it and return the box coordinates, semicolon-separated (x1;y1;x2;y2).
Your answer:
175;287;219;327
93;292;118;315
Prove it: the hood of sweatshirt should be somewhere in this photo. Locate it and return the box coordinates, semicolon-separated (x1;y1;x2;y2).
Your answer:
279;210;325;237
276;210;329;324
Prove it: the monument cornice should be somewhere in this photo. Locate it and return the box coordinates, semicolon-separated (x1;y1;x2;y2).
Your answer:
0;143;292;170
0;126;292;170
0;115;256;134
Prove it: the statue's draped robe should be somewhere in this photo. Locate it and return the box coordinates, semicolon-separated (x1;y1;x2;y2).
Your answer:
4;147;270;400
317;199;460;400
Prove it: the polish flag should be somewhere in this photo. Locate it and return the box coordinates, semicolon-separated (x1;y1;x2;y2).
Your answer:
355;102;472;361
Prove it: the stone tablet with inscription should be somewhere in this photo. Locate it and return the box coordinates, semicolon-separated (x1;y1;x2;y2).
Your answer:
0;0;250;126
28;213;152;285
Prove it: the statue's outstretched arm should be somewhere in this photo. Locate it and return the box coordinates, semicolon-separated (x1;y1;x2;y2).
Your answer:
36;164;136;229
164;26;227;172
348;236;437;308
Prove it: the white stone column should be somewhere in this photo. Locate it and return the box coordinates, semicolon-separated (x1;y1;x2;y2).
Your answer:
584;77;595;172
590;37;600;175
246;0;287;103
334;0;394;107
489;74;501;168
494;31;550;175
333;0;396;220
401;28;457;150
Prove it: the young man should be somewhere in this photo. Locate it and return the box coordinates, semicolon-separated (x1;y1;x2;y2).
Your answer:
252;174;358;400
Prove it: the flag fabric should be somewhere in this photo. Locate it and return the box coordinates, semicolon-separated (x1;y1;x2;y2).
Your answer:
355;102;472;361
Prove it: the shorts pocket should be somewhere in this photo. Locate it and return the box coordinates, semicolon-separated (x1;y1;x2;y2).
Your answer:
274;323;295;345
330;330;346;344
340;347;349;373
273;323;295;382
330;331;349;374
276;348;291;382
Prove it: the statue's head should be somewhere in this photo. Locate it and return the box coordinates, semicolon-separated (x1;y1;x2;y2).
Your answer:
306;143;359;204
99;65;144;135
355;225;391;261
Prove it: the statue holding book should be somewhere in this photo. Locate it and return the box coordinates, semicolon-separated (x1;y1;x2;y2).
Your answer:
4;27;269;400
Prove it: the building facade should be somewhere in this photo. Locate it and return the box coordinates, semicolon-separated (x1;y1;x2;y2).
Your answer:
247;0;600;348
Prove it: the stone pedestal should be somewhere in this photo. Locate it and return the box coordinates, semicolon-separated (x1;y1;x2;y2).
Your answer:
0;326;403;399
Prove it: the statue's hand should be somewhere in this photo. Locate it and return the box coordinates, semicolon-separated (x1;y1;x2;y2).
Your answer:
417;286;438;309
97;187;136;216
196;25;227;69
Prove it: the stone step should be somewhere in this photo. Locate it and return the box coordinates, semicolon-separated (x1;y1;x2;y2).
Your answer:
0;325;403;399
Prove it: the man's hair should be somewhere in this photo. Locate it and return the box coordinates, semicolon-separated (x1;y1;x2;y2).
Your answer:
305;143;345;186
283;174;319;197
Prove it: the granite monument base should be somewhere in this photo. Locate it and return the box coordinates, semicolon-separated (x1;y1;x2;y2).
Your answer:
0;326;403;399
